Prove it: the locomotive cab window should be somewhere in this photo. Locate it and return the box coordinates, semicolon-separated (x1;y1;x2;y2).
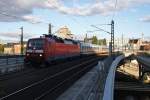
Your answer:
28;39;44;50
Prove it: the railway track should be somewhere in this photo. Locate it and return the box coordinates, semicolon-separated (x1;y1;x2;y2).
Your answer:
114;81;150;100
114;56;150;100
0;67;36;81
115;81;150;92
0;55;94;81
115;67;150;100
0;55;105;100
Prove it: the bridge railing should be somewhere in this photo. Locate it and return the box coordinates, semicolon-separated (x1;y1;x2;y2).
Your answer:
137;56;150;68
0;55;24;67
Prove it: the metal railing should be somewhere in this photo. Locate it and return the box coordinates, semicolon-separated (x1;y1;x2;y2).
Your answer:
0;55;24;67
137;56;150;68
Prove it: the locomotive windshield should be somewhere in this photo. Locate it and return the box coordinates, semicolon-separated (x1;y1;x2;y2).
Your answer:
27;39;44;50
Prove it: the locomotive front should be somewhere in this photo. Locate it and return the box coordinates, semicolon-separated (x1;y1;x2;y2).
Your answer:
25;38;45;65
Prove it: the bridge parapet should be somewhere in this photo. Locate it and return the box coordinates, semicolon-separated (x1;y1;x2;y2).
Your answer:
137;56;150;68
0;55;24;66
102;55;124;100
0;55;24;74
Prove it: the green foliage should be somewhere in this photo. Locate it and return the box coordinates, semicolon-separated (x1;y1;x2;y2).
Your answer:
98;39;107;45
0;44;4;54
84;35;107;45
92;36;98;44
84;37;87;42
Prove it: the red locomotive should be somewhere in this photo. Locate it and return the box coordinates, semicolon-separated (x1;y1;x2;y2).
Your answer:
25;34;80;66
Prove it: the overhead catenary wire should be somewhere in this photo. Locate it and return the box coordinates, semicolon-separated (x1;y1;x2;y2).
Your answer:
89;0;118;32
61;15;90;39
91;25;111;34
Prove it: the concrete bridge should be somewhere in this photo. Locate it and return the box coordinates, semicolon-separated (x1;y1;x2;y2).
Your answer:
56;53;150;100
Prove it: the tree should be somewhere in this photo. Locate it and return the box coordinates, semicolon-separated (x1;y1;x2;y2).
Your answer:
0;44;4;54
84;37;87;42
98;38;107;45
92;36;98;44
103;39;107;45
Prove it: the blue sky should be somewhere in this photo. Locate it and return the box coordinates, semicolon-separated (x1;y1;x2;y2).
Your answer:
0;0;150;43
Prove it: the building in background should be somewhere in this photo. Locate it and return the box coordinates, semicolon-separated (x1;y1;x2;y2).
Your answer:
140;41;150;51
14;42;27;54
57;26;73;39
113;38;130;51
4;43;14;54
129;39;142;51
4;42;27;55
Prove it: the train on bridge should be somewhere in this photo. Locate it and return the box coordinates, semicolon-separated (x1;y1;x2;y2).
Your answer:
24;34;108;66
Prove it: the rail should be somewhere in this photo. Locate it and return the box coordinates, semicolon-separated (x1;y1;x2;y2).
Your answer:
0;57;99;100
102;55;124;100
57;65;101;100
56;56;112;100
115;82;150;92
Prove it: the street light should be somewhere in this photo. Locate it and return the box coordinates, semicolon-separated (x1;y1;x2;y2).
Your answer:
20;27;23;55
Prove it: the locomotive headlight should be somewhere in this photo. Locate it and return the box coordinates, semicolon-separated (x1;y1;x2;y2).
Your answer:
39;54;43;57
27;53;30;56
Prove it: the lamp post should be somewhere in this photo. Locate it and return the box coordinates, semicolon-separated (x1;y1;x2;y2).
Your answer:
48;24;52;34
20;27;23;55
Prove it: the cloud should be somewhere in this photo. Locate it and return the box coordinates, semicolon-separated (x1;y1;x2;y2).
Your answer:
0;0;43;22
140;15;150;22
45;0;150;16
0;32;34;39
0;0;150;22
22;15;42;24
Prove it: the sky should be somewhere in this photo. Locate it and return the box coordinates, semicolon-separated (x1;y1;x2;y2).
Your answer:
0;0;150;43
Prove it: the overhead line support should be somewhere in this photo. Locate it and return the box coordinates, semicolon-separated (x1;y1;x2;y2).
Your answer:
111;20;114;54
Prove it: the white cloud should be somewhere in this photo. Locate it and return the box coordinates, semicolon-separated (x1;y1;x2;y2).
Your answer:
140;15;150;22
22;15;42;24
0;0;42;22
0;32;33;39
0;0;150;22
45;0;150;16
